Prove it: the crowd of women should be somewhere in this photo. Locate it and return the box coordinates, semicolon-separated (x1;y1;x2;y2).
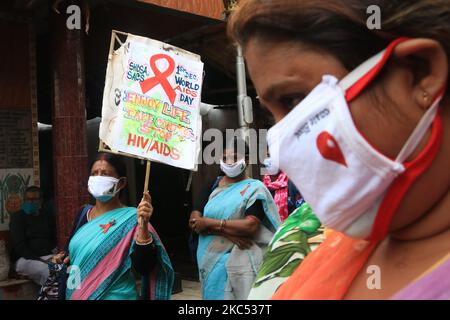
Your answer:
44;139;317;300
42;0;450;300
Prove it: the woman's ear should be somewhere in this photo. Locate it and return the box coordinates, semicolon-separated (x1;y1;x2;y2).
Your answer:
118;177;127;191
394;39;448;109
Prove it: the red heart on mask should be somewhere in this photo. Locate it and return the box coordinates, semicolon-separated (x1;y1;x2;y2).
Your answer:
316;131;347;167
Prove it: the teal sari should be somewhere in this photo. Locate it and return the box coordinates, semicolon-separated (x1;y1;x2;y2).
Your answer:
67;207;173;300
197;179;281;300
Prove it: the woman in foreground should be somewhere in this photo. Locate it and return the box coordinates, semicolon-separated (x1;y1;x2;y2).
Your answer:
228;0;450;299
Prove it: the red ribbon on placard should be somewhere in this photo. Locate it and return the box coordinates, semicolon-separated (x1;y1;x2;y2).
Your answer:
140;53;177;105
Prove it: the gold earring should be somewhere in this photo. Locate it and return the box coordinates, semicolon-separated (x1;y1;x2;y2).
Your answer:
423;91;430;102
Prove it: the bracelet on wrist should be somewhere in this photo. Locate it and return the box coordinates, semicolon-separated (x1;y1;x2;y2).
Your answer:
136;234;153;246
219;219;226;233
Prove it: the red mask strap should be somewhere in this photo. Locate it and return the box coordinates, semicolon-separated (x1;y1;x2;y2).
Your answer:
368;112;444;242
341;37;409;102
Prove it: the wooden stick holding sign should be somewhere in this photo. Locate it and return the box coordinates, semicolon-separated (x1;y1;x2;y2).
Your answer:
140;160;152;228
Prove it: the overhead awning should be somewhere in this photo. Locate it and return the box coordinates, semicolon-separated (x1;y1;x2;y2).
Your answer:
137;0;226;20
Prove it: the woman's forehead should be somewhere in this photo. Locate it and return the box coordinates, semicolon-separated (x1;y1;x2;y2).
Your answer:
92;160;116;173
245;38;347;98
25;191;40;199
224;149;246;158
224;148;236;154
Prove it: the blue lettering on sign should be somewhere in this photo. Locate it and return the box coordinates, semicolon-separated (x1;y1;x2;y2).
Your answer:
176;65;198;81
174;76;200;91
127;61;149;82
180;94;194;105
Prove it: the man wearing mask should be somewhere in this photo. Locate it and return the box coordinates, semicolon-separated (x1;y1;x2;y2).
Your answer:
9;186;56;285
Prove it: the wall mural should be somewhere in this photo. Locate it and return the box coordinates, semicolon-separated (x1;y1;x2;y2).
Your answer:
0;169;32;231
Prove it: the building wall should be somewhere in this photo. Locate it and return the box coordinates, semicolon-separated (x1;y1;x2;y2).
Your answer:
0;18;39;240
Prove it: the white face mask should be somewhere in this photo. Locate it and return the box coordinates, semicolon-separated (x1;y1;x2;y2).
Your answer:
263;157;280;175
88;176;121;203
267;38;444;240
220;158;247;178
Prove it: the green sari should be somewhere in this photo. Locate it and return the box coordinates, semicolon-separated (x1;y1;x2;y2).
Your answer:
248;203;322;299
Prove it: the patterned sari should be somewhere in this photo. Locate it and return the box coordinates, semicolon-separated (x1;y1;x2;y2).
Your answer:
66;207;173;300
263;173;289;222
248;203;322;299
197;179;281;300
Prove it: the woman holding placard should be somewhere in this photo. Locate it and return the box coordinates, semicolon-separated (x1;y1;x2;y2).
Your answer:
53;153;173;300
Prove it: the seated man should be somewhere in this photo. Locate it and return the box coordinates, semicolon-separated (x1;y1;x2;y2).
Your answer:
9;186;56;285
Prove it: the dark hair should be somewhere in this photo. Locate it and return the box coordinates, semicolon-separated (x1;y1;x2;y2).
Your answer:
228;0;450;88
224;135;250;157
90;153;127;178
25;185;42;197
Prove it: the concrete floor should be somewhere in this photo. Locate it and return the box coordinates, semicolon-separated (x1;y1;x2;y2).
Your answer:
0;279;39;300
172;280;201;300
0;278;202;300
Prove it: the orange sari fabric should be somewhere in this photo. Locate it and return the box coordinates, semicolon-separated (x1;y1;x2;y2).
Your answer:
272;231;378;300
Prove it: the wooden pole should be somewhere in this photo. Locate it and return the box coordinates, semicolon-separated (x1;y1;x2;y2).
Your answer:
140;160;151;227
140;160;151;300
143;160;151;193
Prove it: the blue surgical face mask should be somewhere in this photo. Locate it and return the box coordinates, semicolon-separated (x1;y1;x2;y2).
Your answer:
96;195;114;203
22;202;39;215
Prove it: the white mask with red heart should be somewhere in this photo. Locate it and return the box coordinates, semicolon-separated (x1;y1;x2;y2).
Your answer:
267;38;445;241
